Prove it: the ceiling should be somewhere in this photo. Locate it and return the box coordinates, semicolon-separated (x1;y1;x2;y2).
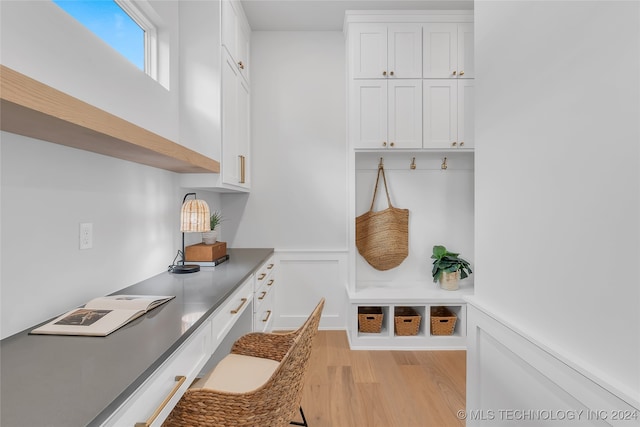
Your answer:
241;0;474;31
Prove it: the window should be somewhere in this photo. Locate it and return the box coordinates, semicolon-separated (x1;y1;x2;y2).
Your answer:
53;0;157;80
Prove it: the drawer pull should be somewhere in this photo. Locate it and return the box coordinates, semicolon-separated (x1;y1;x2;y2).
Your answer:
267;279;274;286
258;291;267;300
262;310;272;322
258;273;267;280
135;375;186;427
230;298;248;314
267;263;274;269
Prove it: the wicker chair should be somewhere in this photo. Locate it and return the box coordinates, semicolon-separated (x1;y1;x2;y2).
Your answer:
163;298;325;427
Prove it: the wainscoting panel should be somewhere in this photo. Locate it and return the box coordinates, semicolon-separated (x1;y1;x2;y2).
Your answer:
466;299;640;427
273;250;349;330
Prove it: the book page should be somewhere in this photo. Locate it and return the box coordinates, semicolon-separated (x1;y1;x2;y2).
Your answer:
30;308;144;336
85;295;174;311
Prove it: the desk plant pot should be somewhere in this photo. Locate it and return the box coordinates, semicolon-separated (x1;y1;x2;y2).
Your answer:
202;211;223;244
431;245;472;291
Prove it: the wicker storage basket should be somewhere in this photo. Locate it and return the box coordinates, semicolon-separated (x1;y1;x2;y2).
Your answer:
430;306;457;336
394;307;421;336
358;307;384;333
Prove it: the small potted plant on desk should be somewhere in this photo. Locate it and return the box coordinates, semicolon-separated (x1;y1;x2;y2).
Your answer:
431;245;472;291
202;211;224;244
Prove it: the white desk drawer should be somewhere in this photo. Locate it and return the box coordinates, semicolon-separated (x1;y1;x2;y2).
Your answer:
102;319;212;427
253;289;275;333
211;277;254;345
254;255;275;289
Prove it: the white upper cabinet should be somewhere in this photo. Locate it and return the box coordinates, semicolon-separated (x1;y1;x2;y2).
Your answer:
423;23;474;78
350;79;422;149
423;79;474;149
388;80;423;148
350;23;422;79
222;49;250;189
222;0;250;82
457;79;475;148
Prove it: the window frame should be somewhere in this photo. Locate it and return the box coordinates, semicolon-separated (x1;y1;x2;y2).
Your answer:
115;0;158;80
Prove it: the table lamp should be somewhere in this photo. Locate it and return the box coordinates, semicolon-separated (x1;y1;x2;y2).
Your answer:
172;192;210;274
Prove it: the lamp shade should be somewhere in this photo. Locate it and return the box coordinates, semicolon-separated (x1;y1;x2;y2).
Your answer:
180;198;210;232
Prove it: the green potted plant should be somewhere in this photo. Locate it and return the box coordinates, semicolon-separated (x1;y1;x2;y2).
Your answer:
202;211;224;244
431;245;472;291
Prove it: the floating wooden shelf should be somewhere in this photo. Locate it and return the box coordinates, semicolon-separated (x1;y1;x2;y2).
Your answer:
0;65;220;174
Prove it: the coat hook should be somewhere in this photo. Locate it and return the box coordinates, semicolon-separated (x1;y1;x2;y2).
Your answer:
410;157;416;170
441;157;448;170
378;157;384;169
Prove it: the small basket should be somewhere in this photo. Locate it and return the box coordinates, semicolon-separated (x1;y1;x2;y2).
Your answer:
358;307;383;333
394;307;421;336
430;306;457;336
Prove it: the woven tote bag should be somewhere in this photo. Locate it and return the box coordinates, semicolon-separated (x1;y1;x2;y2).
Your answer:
355;165;409;271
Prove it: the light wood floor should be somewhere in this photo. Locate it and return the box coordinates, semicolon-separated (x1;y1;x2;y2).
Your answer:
298;330;466;427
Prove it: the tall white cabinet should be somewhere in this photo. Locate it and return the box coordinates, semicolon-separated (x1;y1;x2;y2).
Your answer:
178;0;251;192
345;11;475;350
221;0;251;190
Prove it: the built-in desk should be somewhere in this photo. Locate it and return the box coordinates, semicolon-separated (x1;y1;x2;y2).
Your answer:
0;248;273;427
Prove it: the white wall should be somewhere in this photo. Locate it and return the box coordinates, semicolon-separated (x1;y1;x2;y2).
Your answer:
472;0;639;413
0;1;223;339
226;31;347;250
0;0;180;142
0;133;181;338
226;31;349;329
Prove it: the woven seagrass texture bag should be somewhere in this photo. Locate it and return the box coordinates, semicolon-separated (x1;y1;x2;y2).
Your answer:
355;165;409;271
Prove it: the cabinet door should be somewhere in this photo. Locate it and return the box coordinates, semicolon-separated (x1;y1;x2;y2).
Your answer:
350;24;388;79
458;23;474;79
222;51;240;186
457;79;474;148
237;21;250;82
221;0;238;61
423;79;457;148
237;77;250;186
388;80;422;149
387;24;422;78
423;23;458;78
350;80;388;148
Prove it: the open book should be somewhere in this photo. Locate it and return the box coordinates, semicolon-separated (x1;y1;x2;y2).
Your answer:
30;295;175;337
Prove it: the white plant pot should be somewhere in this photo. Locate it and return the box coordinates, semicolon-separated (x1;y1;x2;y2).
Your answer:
202;229;218;245
439;270;460;291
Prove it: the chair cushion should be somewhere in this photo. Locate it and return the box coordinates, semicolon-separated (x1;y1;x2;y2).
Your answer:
191;353;280;393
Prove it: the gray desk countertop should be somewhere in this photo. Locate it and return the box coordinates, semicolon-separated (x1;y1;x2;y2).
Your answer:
0;248;273;427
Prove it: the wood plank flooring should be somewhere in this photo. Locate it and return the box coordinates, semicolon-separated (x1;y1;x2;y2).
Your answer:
298;330;466;427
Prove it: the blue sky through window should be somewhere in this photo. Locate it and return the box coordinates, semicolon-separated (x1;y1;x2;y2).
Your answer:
53;0;145;70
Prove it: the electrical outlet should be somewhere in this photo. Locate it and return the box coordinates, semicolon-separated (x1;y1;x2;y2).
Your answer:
80;223;93;250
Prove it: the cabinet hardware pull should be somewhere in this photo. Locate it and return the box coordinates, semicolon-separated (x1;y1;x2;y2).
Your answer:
452;141;457;147
382;141;387;147
238;61;245;70
452;70;457;76
267;279;274;286
135;375;186;427
389;71;394;76
258;273;267;280
238;155;246;184
258;291;267;300
230;298;247;314
267;263;274;269
390;142;395;147
460;141;465;147
459;70;464;76
382;71;387;76
262;310;272;322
